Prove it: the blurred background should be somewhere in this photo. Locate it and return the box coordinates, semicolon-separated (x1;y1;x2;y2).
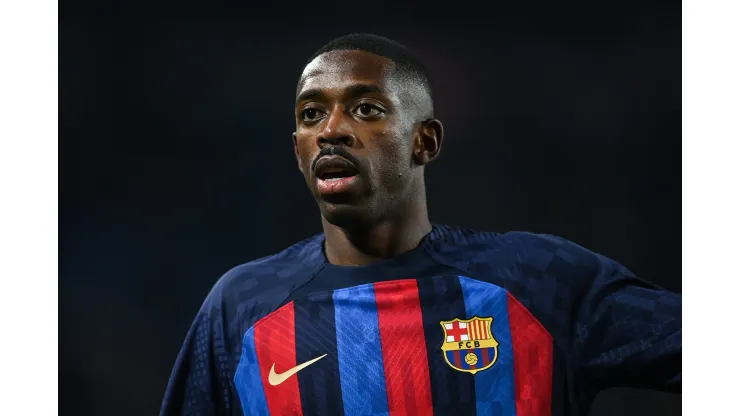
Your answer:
59;2;680;415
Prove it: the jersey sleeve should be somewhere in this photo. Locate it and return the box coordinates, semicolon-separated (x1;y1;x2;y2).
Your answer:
159;294;235;416
568;245;681;402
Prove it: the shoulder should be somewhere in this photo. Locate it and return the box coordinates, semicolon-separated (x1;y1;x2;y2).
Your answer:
197;233;326;339
218;233;324;294
428;224;631;351
427;224;609;280
426;225;630;314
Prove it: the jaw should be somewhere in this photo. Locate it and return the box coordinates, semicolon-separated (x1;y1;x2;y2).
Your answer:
317;196;377;229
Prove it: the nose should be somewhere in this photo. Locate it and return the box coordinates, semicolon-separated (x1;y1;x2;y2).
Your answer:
317;107;356;148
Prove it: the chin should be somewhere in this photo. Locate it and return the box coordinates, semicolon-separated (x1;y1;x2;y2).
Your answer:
318;200;374;229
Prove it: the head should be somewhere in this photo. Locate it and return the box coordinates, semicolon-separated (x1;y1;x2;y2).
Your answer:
293;34;444;229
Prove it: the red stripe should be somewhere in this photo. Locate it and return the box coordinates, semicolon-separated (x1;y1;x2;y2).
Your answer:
254;302;303;416
375;280;433;416
481;347;490;366
476;320;482;340
473;321;478;340
453;350;462;369
508;293;552;416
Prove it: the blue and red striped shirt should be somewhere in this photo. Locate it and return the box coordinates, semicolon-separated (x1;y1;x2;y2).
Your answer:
160;225;681;416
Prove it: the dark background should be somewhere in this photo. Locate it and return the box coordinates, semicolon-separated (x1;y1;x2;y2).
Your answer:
60;2;681;415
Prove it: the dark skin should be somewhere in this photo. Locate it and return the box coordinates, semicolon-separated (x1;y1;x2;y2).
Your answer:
293;50;444;266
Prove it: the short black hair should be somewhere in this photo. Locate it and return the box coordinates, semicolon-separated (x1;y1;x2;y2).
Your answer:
304;33;434;106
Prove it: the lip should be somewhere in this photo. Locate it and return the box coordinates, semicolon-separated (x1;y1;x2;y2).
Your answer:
313;156;361;196
316;175;359;195
313;156;360;180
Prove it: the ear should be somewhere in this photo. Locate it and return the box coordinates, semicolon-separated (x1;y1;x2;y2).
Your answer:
292;132;304;173
412;118;444;165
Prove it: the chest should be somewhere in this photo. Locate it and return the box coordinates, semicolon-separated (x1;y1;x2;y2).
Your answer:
234;276;554;416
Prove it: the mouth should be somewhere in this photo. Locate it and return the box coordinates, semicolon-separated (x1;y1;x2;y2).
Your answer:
314;156;361;195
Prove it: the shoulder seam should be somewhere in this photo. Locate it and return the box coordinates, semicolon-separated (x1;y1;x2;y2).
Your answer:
272;261;327;310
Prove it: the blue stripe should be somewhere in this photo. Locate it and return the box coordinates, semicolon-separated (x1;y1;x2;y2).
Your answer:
458;276;516;416
333;284;390;416
486;348;496;365
446;350;455;366
472;349;483;367
234;328;269;416
472;348;496;368
472;348;495;367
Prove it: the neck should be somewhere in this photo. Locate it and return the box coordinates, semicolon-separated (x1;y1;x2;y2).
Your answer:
321;199;432;267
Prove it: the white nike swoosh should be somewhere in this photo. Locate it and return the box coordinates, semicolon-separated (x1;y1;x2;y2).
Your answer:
268;354;327;386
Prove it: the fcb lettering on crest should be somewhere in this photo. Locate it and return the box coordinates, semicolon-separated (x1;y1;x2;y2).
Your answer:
440;316;499;375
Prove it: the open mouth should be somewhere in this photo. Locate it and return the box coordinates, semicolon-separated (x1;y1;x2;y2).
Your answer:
314;156;360;181
317;168;357;181
313;156;360;194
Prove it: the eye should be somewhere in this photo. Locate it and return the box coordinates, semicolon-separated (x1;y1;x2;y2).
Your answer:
300;108;325;123
353;103;383;119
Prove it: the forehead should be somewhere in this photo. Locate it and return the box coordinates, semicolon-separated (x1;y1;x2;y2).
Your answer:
297;50;398;97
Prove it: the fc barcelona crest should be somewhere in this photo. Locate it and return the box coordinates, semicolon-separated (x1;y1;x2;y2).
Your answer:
440;316;499;375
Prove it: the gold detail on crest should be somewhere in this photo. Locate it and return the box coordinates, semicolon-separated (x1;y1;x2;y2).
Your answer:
440;316;499;375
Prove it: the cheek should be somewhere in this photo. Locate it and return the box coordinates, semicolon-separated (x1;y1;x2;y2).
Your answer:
295;137;315;172
381;123;414;162
374;131;413;177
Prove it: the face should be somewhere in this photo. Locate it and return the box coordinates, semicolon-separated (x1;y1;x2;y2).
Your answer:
293;50;442;227
293;51;442;226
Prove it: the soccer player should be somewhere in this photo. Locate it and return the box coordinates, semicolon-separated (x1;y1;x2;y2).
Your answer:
160;34;681;416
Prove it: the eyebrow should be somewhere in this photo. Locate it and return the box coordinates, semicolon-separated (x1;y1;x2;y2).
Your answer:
295;83;384;106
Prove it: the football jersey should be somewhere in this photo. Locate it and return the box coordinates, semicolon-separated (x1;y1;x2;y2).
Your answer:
159;225;681;416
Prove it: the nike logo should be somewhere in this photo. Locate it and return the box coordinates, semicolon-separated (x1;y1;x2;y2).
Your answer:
268;354;327;386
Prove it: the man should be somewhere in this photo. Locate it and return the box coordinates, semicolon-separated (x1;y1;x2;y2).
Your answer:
160;34;681;416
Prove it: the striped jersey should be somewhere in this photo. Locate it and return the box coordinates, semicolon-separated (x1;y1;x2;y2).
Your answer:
160;225;681;416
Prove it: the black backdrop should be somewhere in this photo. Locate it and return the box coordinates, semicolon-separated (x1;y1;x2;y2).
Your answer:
60;2;681;415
